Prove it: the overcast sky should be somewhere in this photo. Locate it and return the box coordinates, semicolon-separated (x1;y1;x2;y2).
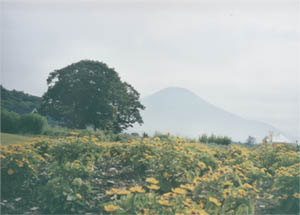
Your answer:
1;0;299;139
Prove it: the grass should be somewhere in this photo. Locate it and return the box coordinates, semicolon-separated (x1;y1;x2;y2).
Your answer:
0;133;33;145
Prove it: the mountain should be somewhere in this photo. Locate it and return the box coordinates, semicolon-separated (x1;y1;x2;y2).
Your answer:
130;87;282;142
0;85;42;114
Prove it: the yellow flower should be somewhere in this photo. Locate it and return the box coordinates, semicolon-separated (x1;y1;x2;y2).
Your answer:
16;160;24;167
186;208;208;215
209;197;221;206
146;177;159;184
106;188;120;195
238;189;247;196
7;169;14;175
116;189;131;195
138;158;146;162
163;192;177;198
180;184;195;191
198;161;206;170
158;199;171;206
199;200;204;209
199;210;209;215
183;198;192;206
44;153;50;157
147;184;160;190
293;193;300;198
223;181;233;186
129;186;145;193
163;172;171;179
172;188;187;195
104;204;119;212
243;183;253;189
260;168;266;174
76;193;82;199
223;189;230;199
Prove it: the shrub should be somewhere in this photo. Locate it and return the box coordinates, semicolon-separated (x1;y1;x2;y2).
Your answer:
199;134;232;145
19;113;48;134
42;125;71;137
1;109;20;133
1;110;47;135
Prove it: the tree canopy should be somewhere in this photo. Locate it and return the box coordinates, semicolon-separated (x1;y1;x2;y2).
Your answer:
39;60;145;133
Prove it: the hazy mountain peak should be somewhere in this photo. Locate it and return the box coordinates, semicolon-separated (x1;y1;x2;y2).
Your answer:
148;87;198;98
131;87;284;142
144;87;208;107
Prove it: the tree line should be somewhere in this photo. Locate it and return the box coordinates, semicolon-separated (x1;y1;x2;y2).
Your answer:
1;85;42;114
199;134;232;145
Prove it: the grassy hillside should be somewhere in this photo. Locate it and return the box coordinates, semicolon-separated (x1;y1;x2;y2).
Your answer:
0;133;33;145
1;85;42;114
1;134;299;214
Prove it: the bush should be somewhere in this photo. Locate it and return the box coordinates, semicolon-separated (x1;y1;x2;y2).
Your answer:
1;109;20;133
19;114;48;134
1;109;48;135
199;134;232;145
43;125;71;137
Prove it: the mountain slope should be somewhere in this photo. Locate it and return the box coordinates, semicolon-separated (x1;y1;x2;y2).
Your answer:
131;87;280;142
0;85;42;114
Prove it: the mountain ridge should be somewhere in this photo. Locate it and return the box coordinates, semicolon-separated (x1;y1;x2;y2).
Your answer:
132;87;285;142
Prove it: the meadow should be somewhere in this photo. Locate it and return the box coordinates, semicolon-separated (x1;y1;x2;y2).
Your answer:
0;132;299;214
0;133;33;145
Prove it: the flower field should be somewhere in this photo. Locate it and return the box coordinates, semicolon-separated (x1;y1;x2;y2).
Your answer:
1;134;299;214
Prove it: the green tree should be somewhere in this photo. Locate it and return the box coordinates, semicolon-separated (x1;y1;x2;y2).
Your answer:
246;136;256;145
208;134;217;143
199;134;208;143
39;60;145;133
1;85;42;114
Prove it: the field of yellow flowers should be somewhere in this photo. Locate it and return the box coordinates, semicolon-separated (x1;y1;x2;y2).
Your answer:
1;133;299;214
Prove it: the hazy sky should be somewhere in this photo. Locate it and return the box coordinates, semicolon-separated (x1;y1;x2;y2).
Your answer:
1;0;299;139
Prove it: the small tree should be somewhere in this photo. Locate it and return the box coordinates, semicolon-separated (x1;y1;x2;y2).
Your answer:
220;136;232;145
246;136;256;145
39;60;145;133
208;134;217;143
262;136;268;143
199;134;208;143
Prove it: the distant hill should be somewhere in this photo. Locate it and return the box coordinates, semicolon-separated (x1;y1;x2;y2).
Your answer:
1;85;42;114
130;87;283;142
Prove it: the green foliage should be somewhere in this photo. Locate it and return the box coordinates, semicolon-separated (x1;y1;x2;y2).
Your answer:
19;114;48;134
199;134;232;145
1;85;42;114
199;133;208;143
39;60;145;133
1;109;47;135
246;136;256;145
1;143;43;201
42;125;71;137
1;109;20;133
